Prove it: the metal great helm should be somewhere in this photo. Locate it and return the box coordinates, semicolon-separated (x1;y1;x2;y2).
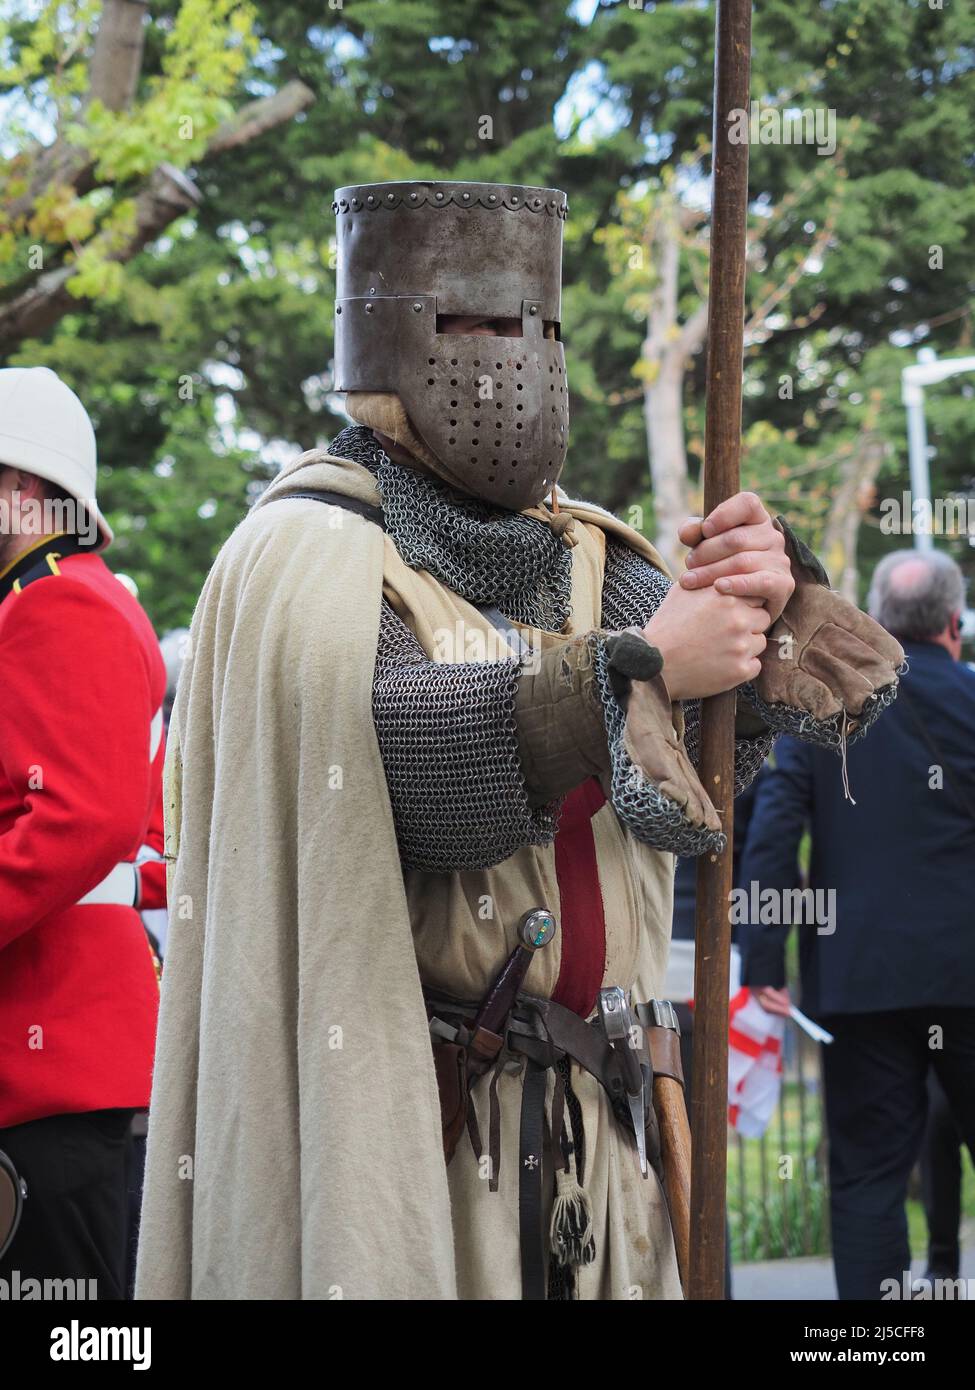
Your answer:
332;181;569;510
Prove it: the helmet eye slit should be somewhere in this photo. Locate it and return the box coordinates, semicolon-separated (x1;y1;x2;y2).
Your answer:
435;314;524;338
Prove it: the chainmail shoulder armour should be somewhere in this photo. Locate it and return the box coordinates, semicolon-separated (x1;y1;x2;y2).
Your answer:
332;423;567;872
329;425;572;630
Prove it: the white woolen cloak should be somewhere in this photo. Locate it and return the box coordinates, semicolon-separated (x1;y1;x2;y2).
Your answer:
135;451;457;1299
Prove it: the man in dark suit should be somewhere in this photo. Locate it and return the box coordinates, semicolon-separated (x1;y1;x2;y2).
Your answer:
739;548;975;1300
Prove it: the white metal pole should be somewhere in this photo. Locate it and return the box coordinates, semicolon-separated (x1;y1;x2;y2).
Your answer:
903;383;933;553
901;354;975;553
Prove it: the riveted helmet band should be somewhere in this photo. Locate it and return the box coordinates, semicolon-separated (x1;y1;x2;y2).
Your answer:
332;181;569;510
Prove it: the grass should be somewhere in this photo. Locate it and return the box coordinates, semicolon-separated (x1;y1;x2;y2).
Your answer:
728;1079;975;1265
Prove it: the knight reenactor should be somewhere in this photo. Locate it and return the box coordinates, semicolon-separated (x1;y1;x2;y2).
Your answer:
136;181;903;1300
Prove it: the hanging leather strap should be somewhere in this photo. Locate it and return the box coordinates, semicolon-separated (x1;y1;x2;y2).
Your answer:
519;1059;549;1301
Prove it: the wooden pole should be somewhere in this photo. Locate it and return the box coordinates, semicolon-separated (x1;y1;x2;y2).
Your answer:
688;0;753;1302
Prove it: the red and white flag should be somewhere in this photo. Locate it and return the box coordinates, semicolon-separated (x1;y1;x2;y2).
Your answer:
727;987;785;1138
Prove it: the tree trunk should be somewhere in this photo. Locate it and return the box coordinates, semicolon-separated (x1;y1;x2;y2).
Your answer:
820;429;886;603
88;0;149;112
7;1;150;225
641;194;708;573
644;357;692;575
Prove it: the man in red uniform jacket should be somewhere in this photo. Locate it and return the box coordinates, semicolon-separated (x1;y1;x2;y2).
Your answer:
0;367;163;1299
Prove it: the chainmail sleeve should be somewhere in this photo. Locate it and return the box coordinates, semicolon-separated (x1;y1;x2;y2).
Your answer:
600;538;776;804
681;697;774;795
373;600;561;873
599;537;674;634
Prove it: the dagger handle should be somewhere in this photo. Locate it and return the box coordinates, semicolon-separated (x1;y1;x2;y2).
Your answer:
473;945;534;1040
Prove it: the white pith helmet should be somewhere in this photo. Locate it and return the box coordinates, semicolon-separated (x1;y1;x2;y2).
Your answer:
0;366;113;549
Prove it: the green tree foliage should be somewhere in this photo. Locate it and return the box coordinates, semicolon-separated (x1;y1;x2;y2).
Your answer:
2;0;973;627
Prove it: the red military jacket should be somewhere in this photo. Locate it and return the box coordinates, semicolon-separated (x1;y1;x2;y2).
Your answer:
0;536;163;1128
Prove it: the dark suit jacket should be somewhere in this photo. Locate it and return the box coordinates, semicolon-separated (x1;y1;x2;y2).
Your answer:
739;641;975;1015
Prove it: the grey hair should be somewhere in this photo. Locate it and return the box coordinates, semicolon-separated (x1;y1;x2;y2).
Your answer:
867;549;965;640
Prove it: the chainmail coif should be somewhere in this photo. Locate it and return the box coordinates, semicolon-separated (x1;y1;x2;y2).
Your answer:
328;424;573;631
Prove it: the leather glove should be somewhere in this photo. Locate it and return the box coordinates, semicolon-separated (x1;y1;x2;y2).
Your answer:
746;517;904;733
514;633;611;807
608;630;722;837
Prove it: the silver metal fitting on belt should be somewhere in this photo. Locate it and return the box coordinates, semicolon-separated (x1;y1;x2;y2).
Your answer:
647;998;680;1034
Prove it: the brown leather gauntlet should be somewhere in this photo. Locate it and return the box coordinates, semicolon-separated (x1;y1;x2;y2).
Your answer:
620;656;722;836
746;517;905;735
514;634;610;806
516;628;723;846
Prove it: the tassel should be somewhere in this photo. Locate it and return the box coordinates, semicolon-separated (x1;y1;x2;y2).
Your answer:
548;1056;595;1269
549;1164;596;1268
840;710;857;805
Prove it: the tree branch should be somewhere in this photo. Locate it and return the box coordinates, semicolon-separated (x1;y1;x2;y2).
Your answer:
0;164;199;344
204;80;315;157
8;1;150;222
0;82;315;349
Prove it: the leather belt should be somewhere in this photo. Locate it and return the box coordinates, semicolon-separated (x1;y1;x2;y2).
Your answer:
425;986;666;1301
426;989;630;1102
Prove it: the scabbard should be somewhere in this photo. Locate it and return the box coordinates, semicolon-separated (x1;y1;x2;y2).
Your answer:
654;1074;692;1295
637;1001;692;1296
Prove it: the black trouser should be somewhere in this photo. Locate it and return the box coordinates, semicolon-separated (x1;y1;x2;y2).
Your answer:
0;1109;135;1300
920;1070;964;1278
820;1007;975;1301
